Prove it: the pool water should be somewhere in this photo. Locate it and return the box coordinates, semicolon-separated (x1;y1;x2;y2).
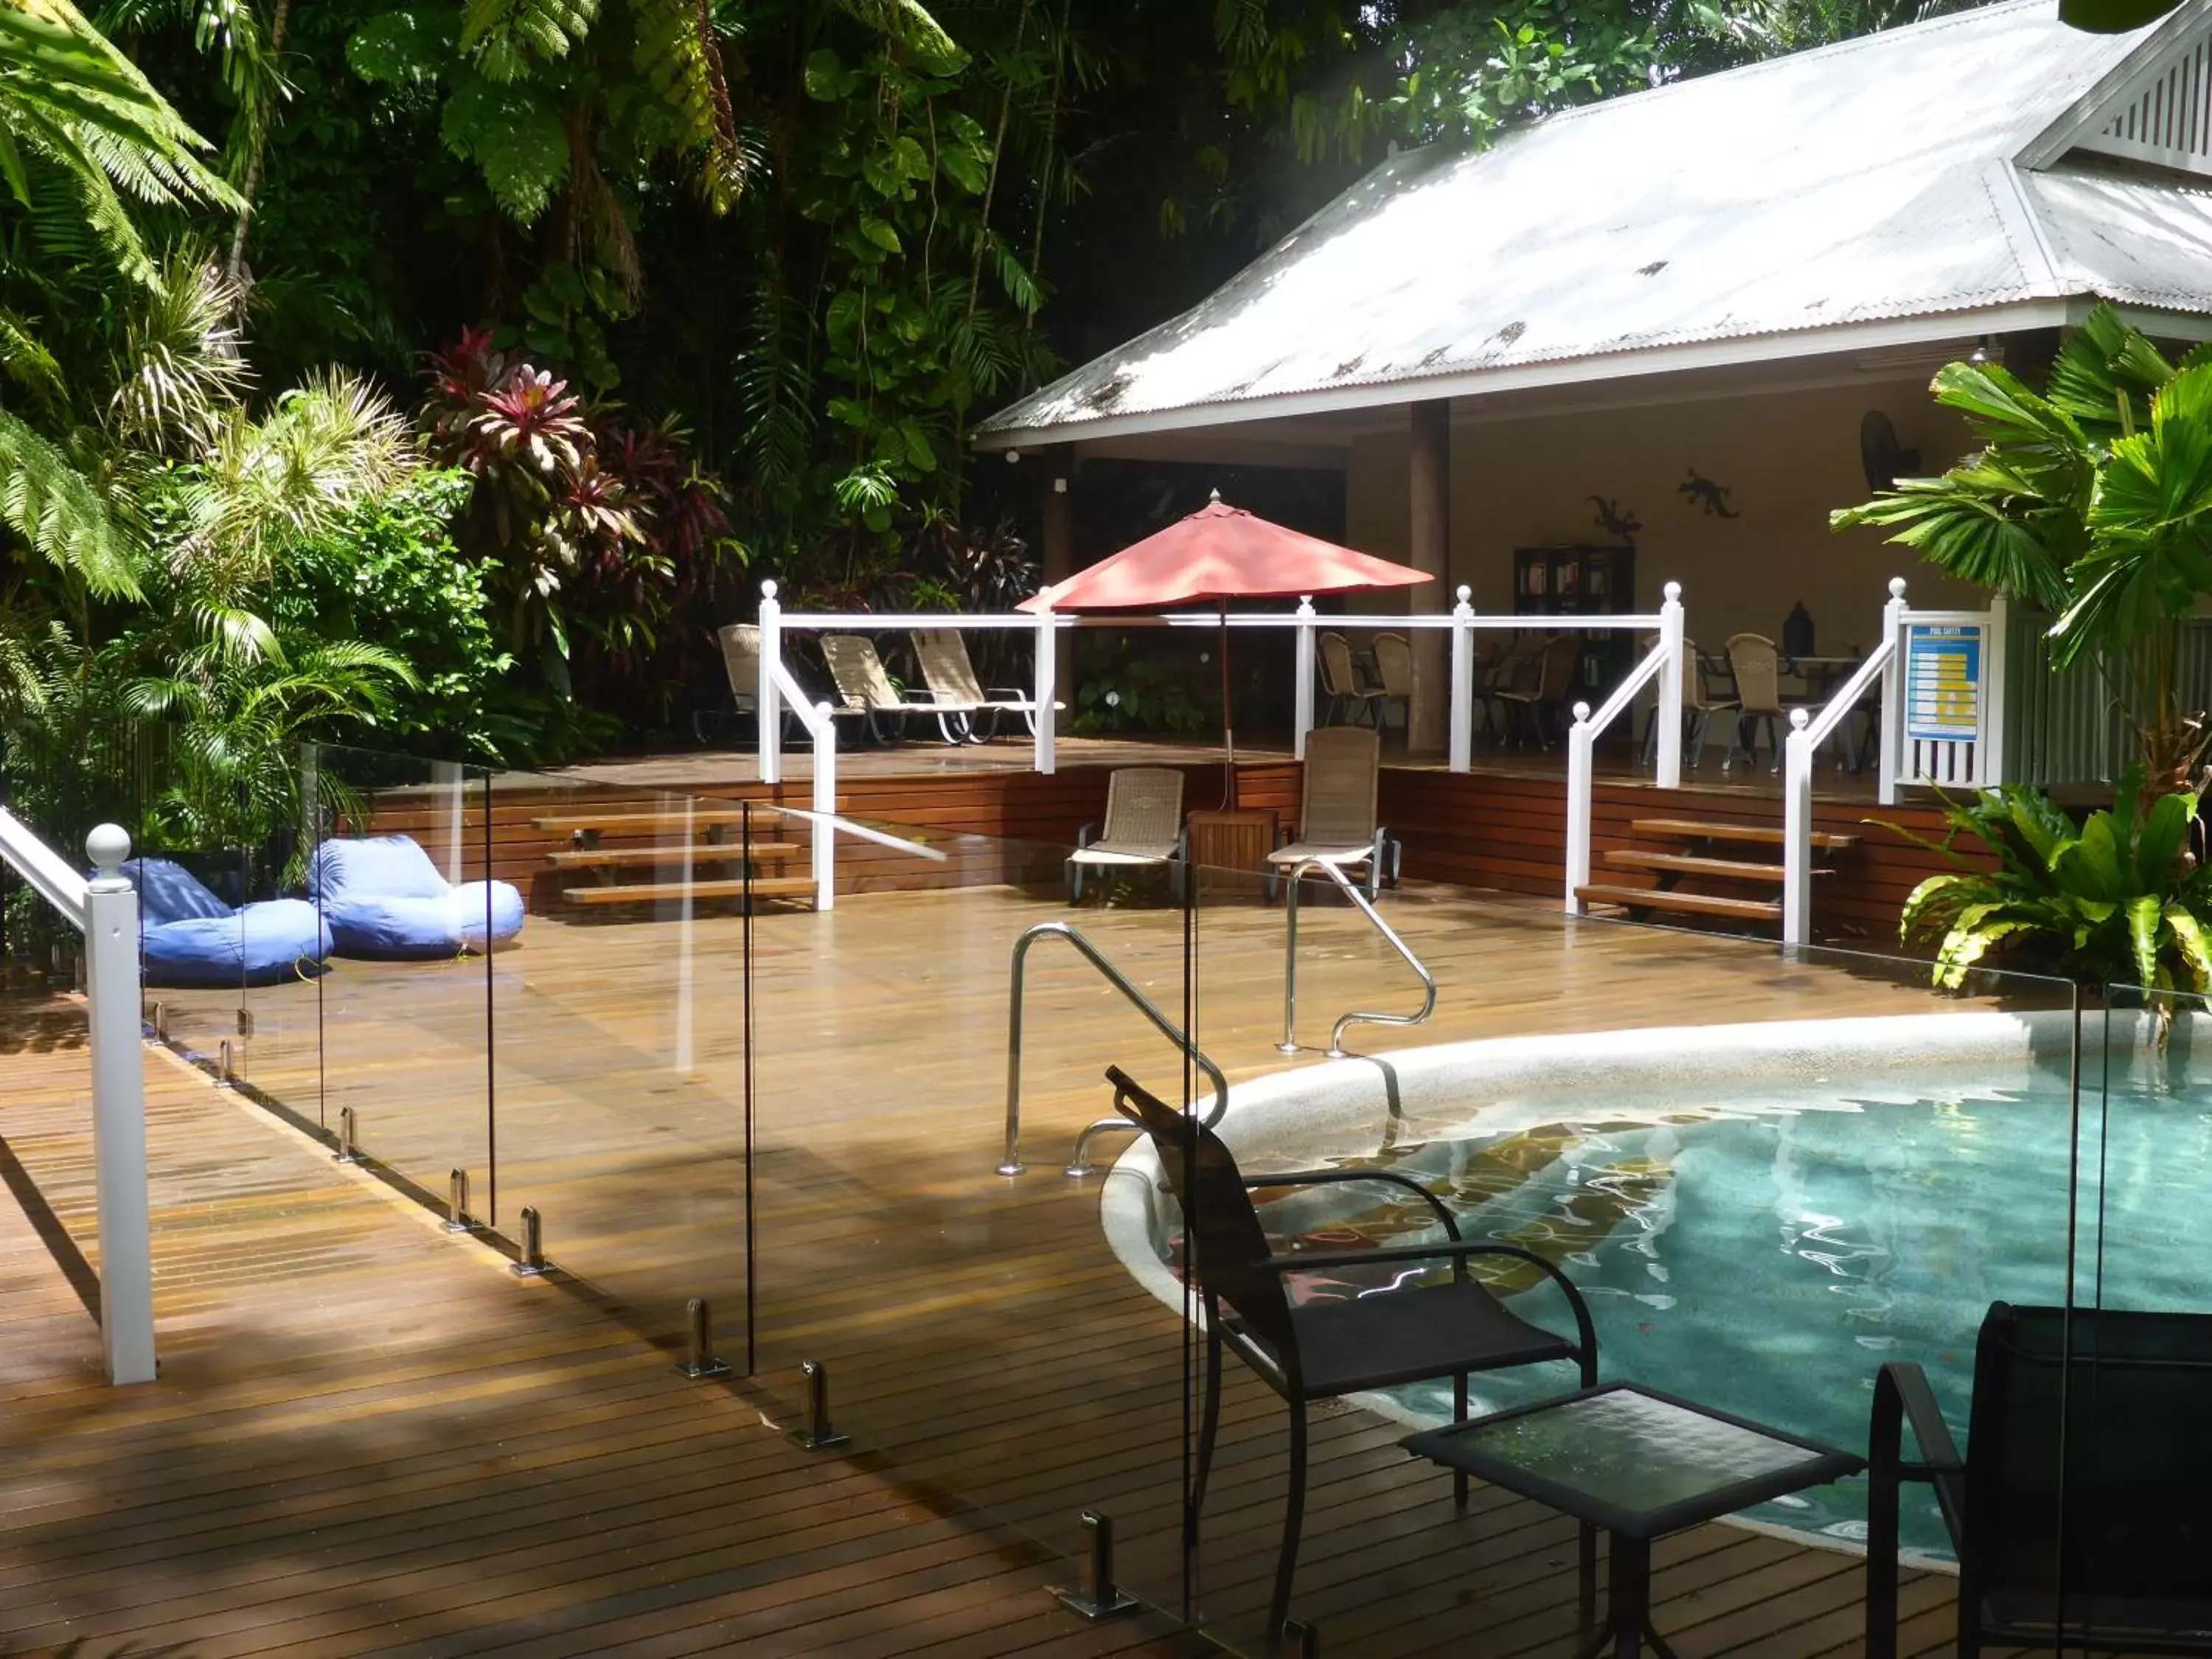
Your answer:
1201;1079;2212;1559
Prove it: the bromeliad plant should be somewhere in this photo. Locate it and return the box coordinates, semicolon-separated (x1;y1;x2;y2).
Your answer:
1891;773;2212;1012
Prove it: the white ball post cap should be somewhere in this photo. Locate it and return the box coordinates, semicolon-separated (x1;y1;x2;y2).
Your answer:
1456;584;1472;604
1790;707;1811;731
1571;700;1593;725
760;578;778;600
1663;581;1683;603
86;823;131;880
1888;577;1907;599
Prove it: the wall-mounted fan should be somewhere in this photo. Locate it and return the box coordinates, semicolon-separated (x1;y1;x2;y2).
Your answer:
1860;410;1921;493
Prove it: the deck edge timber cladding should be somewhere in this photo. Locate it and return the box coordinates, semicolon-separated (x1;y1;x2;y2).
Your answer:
358;761;1974;942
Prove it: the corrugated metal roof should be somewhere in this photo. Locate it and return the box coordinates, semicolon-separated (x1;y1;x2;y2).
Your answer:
978;0;2206;444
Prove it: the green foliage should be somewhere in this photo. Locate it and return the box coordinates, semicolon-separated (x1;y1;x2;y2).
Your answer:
0;0;243;288
439;72;569;221
272;469;525;759
0;408;140;597
1888;776;2212;1004
1834;304;2212;787
1070;645;1214;736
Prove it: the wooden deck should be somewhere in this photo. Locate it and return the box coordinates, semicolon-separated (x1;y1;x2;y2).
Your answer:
0;885;2025;1656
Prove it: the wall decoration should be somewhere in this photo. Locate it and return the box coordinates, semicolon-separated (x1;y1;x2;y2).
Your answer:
1679;468;1740;518
1587;495;1642;542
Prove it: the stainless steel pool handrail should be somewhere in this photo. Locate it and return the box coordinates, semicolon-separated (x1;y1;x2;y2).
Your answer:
1004;920;1229;1178
1278;857;1436;1057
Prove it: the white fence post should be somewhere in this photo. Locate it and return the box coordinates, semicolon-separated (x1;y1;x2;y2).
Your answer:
757;580;784;786
83;825;154;1386
1293;596;1317;761
1032;592;1057;776
1878;577;1906;807
1783;709;1814;947
1564;701;1594;914
812;703;836;911
1448;586;1474;774
1655;581;1685;790
1982;591;2009;787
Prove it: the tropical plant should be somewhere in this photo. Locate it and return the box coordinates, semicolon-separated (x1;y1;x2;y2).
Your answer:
1889;775;2212;1015
1069;644;1212;735
1834;305;2212;790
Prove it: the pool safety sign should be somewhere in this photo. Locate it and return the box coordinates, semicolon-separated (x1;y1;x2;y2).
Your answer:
1904;625;1982;742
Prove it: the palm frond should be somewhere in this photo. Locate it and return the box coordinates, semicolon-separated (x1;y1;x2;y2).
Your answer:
0;407;142;597
630;0;745;211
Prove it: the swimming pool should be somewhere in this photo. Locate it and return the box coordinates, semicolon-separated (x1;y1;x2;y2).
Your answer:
1100;1009;2210;1562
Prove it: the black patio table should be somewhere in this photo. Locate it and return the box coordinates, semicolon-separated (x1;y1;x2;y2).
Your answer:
1402;1382;1865;1659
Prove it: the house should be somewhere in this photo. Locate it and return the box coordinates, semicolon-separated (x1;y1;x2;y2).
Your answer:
976;0;2212;750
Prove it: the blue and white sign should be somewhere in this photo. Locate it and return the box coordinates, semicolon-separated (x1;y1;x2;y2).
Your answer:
1905;625;1981;742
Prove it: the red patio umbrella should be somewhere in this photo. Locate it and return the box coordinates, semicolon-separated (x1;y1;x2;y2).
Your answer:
1021;492;1430;806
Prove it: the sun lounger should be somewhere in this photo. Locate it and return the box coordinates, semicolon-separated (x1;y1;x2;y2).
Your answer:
911;629;1061;740
1067;767;1186;901
819;634;973;745
1267;726;1399;900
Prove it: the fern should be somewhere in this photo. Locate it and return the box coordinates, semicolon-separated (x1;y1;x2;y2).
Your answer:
834;0;954;55
460;0;599;82
630;0;745;210
0;409;142;598
0;303;66;412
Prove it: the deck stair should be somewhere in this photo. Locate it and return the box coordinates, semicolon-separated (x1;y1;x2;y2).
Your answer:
1574;817;1857;930
529;809;816;910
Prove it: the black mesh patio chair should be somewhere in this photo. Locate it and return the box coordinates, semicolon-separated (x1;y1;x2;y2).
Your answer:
1868;1301;2212;1658
1107;1065;1599;1648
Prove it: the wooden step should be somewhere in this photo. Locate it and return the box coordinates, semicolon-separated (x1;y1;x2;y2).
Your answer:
1601;850;1826;884
1574;883;1783;922
532;808;757;833
561;876;818;905
546;841;800;870
1630;817;1857;851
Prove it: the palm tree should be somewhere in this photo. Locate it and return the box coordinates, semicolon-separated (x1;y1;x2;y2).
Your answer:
1833;305;2212;790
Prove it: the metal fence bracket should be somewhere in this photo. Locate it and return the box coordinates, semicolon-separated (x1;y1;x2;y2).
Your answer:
1282;1616;1320;1657
215;1039;234;1088
445;1167;477;1233
678;1296;730;1378
788;1358;849;1450
512;1206;546;1276
333;1105;359;1165
1050;1510;1140;1621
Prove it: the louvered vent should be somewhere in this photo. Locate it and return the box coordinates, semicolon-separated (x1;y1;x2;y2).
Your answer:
2074;31;2212;176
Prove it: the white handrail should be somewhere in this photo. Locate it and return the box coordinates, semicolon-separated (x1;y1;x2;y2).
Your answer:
1563;583;1684;914
769;659;840;908
0;806;88;929
0;813;153;1385
1782;578;1910;945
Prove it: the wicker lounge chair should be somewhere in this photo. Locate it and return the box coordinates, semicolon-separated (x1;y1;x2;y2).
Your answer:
1267;726;1398;900
1065;767;1187;901
1493;632;1582;748
1371;631;1413;737
693;623;813;745
1108;1065;1597;1646
820;633;972;744
1641;636;1739;769
911;628;1060;741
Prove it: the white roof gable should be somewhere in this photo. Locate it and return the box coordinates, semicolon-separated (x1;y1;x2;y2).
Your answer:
979;0;2212;445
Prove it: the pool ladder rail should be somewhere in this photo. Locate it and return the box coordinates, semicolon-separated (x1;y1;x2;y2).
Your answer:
1002;921;1229;1179
1279;856;1436;1057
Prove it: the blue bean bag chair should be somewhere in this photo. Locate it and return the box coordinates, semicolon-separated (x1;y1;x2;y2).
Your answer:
125;857;333;988
307;834;524;959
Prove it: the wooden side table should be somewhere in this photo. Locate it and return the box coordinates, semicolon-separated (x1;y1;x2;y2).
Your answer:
1184;807;1277;900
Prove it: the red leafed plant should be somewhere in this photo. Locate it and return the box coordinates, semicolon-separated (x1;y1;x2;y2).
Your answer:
419;331;737;718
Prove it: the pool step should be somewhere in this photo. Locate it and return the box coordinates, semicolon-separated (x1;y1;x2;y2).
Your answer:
1574;883;1783;922
563;875;819;907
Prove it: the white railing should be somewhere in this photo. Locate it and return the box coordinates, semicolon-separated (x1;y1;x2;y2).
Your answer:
754;577;1679;784
767;655;841;908
0;809;153;1385
1563;583;1686;913
1781;577;2009;945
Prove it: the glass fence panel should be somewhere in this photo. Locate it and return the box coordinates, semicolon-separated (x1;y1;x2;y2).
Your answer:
302;744;491;1220
482;765;745;1348
2070;981;2212;1650
748;807;1201;1624
1184;863;2083;1655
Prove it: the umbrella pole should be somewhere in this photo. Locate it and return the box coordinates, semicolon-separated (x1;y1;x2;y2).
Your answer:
1218;602;1237;811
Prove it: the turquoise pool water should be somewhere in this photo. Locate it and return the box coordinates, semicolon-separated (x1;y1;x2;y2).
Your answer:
1217;1077;2212;1559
